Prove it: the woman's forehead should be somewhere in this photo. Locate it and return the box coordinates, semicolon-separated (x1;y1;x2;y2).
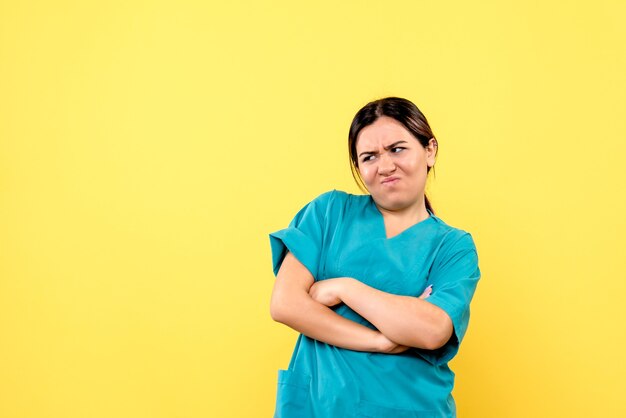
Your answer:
356;119;414;149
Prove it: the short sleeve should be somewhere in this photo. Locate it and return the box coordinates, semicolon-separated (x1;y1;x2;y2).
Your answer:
268;190;334;280
415;232;482;366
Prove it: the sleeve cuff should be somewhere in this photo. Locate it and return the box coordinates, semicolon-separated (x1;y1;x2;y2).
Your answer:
269;226;321;279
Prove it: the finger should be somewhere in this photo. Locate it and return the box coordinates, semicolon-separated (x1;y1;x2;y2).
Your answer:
392;345;411;354
419;285;433;299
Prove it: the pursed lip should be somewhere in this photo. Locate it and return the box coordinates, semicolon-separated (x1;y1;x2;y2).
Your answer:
381;176;400;184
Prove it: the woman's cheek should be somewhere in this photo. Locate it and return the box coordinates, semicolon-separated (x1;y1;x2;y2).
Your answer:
361;166;376;184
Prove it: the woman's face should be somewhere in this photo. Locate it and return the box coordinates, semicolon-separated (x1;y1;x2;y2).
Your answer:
355;116;437;212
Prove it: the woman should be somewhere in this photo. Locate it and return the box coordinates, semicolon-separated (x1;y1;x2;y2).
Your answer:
268;97;482;418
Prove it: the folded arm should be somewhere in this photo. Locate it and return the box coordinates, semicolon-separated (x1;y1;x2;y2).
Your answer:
270;251;408;353
309;277;453;350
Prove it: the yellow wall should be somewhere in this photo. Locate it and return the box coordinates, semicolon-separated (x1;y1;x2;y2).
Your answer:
1;1;625;417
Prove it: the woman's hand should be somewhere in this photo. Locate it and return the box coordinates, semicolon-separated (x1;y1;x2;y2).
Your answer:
375;333;411;354
420;284;433;299
308;277;354;307
309;279;434;353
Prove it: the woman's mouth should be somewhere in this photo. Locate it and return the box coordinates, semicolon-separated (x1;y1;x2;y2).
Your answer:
381;177;400;186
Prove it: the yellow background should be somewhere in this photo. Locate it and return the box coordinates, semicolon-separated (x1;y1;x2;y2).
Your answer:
1;1;625;417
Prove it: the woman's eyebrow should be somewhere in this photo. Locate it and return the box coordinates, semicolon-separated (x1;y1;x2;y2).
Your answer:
358;140;408;157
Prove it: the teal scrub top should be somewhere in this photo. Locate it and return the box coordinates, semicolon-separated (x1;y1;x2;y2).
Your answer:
269;190;482;418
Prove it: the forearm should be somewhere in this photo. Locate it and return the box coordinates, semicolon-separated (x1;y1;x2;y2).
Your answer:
339;279;451;350
272;289;392;352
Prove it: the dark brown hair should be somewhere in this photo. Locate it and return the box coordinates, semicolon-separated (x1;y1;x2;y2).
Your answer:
348;96;438;213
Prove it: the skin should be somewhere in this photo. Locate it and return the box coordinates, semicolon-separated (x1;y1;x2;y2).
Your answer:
270;116;453;352
356;115;437;236
271;251;420;353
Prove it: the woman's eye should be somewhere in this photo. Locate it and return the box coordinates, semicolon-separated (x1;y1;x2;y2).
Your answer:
362;155;374;163
391;147;405;153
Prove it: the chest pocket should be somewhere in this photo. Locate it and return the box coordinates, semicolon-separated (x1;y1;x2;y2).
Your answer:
329;238;431;297
328;241;375;280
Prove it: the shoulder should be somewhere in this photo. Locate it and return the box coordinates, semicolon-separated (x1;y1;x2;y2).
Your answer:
308;189;338;205
427;219;479;277
429;215;478;254
294;190;342;222
300;189;368;224
307;189;360;210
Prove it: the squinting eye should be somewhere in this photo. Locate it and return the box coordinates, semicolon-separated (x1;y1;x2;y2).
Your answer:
362;155;374;163
391;147;405;153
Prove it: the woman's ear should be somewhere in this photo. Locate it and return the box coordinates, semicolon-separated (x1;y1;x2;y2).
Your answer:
426;138;437;167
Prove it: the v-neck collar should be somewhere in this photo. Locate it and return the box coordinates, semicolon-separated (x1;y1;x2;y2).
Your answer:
367;194;436;241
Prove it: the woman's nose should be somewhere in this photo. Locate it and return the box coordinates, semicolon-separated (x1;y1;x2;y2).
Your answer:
378;152;396;174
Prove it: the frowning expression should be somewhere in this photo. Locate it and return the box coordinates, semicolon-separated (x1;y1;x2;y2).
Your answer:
356;116;437;211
